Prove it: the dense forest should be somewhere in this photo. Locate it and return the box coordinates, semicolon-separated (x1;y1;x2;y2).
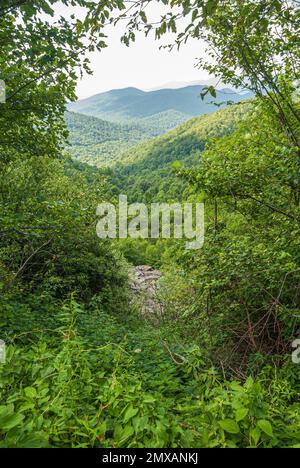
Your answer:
65;86;252;167
0;0;300;449
65;111;153;167
65;108;196;167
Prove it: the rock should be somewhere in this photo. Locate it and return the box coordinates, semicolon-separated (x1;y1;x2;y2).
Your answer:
131;265;163;318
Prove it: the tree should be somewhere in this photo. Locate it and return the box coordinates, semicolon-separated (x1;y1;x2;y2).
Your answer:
0;1;131;300
0;0;129;162
117;1;300;147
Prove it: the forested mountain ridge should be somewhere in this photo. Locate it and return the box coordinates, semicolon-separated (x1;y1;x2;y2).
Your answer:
109;102;252;202
120;102;250;170
66;85;253;168
65;109;192;166
66;100;251;169
65;111;153;166
66;111;148;145
68;85;252;122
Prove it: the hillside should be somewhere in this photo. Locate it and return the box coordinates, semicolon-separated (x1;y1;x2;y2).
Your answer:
68;85;252;123
66;85;253;167
65;110;191;166
109;102;252;202
65;111;151;166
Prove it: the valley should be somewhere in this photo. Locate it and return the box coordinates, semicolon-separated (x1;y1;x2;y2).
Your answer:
66;85;251;168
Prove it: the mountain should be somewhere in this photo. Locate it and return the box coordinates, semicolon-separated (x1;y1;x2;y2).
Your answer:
147;79;222;91
68;85;253;124
65;111;153;167
109;101;252;202
66;84;253;168
66;111;148;146
65;109;192;167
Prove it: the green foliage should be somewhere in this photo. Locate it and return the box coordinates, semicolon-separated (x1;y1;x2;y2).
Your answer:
0;0;129;166
110;102;251;203
1;295;300;448
1;0;299;450
156;102;300;369
0;154;128;304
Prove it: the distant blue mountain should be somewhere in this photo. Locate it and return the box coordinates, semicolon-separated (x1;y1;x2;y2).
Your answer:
68;85;253;123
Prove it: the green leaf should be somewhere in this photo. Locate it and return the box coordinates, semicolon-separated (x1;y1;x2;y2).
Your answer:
219;419;240;434
97;421;106;435
0;404;14;421
123;405;139;423
140;11;147;24
39;0;54;16
250;427;261;446
24;386;37;399
236;408;249;422
257;420;273;438
0;413;25;431
143;395;156;404
18;432;49;448
119;424;134;443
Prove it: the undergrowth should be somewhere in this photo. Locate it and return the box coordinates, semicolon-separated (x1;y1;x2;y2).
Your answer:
1;295;300;448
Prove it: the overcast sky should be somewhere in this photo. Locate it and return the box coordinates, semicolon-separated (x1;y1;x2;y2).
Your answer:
76;26;211;99
55;4;212;99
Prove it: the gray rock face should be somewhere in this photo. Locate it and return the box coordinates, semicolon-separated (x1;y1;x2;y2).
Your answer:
131;265;163;317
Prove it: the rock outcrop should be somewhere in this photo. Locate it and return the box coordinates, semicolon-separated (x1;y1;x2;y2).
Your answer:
131;265;163;318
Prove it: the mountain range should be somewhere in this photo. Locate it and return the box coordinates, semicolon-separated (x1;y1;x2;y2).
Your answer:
147;78;222;91
68;85;252;124
66;83;253;168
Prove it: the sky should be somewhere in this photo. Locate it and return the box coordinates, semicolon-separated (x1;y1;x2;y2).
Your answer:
55;3;213;99
76;29;211;99
76;26;212;99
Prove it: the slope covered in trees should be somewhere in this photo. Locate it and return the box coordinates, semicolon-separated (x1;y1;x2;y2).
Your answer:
110;102;252;202
65;109;193;166
65;111;152;166
66;102;254;169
